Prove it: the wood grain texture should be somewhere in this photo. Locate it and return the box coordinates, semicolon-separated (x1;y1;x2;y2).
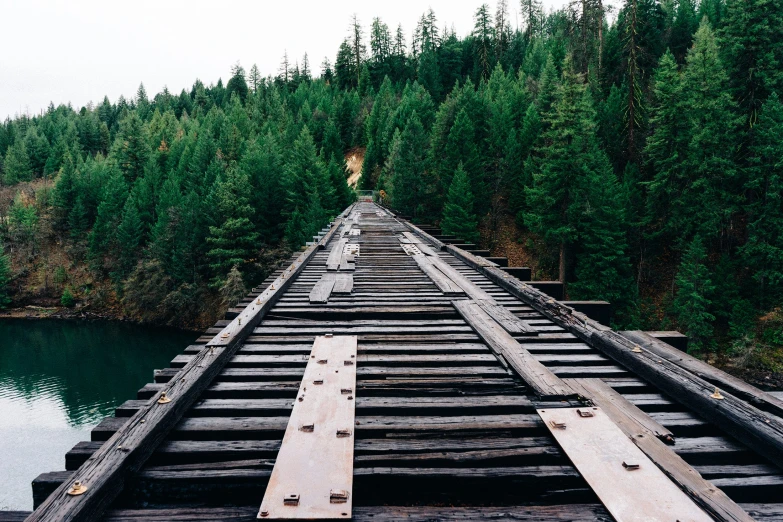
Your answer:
453;300;576;400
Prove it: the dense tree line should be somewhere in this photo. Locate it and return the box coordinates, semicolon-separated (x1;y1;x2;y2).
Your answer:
0;67;356;324
1;0;782;364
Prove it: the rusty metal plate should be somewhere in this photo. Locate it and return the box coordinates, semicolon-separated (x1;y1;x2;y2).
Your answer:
538;407;712;522
258;335;358;519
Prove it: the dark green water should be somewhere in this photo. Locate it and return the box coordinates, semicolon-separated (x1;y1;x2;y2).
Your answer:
0;319;196;511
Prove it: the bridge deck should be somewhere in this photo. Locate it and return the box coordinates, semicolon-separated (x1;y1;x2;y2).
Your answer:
23;202;783;521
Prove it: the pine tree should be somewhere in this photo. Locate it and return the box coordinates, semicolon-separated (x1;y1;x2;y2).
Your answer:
68;196;90;243
207;167;260;284
24;126;50;176
570;157;635;321
669;0;698;62
386;112;434;219
0;244;12;309
719;0;783;124
115;195;144;281
644;51;687;236
444;108;484;213
524;58;608;282
741;93;783;308
248;64;263;92
113;112;151;183
473;4;495;81
220;265;247;308
672;238;715;352
3;139;32;184
441;163;480;243
680;20;741;243
226;63;249;102
89;168;128;269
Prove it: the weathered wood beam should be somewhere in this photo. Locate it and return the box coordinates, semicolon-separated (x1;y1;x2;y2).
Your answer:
622;331;783;420
393;217;783;471
309;273;336;304
411;255;464;296
25;208;352;522
453;300;577;400
567;378;754;522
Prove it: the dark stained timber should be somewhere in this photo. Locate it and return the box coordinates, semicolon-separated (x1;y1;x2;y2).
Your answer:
24;202;783;522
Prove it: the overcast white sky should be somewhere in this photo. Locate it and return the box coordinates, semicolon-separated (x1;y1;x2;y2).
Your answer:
0;0;572;120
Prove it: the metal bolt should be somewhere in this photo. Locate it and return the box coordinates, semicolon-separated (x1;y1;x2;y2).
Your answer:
157;392;171;404
67;481;88;496
260;510;269;517
549;420;567;430
710;388;724;400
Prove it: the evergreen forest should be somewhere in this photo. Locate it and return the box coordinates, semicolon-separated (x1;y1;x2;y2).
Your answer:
0;0;782;374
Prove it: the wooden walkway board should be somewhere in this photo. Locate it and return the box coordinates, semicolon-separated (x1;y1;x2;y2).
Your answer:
538;407;713;522
475;299;536;336
453;300;575;400
567;378;754;522
429;257;493;301
332;273;354;295
326;239;349;271
412;255;464;296
258;335;358;519
309;274;337;304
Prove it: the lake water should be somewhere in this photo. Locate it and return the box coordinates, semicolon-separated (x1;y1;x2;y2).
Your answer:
0;318;196;511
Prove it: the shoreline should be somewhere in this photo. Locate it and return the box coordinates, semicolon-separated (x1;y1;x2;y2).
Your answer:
0;306;201;333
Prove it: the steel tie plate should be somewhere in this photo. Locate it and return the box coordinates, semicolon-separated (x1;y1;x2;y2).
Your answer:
538;407;713;522
258;335;358;519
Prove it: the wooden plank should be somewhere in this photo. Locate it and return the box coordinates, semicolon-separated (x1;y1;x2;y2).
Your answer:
99;504;616;521
623;331;783;420
412;255;464;296
25;214;348;522
444;244;499;268
309;273;337;304
258;336;357;519
332;273;354;294
453;300;576;400
538;407;713;522
428;257;493;301
567;379;754;522
566;379;673;443
326;239;349;271
475;299;536;336
401;232;439;256
444;253;783;470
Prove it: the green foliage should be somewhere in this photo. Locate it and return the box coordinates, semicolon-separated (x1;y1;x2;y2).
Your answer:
719;0;783;123
524;59;611;280
61;286;76;308
3;139;32;184
0;3;778;354
0;244;12;308
441;163;479;243
207;166;260;284
672;238;715;352
741;93;783;308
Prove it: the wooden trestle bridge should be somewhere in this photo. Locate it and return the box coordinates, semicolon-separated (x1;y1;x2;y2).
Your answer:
7;201;783;521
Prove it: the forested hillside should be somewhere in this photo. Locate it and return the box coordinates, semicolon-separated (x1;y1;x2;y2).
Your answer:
1;0;782;373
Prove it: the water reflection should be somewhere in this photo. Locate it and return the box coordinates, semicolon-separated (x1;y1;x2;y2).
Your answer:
0;319;195;510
